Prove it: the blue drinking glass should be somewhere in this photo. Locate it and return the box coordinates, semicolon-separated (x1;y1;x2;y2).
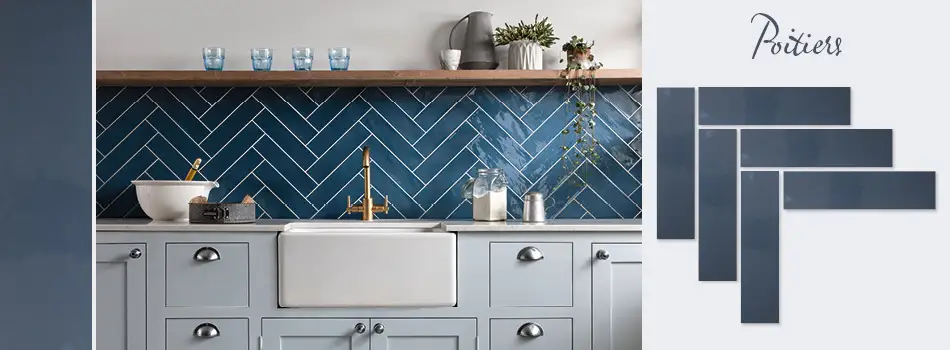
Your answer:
328;47;350;71
202;47;225;70
292;47;313;71
251;48;273;71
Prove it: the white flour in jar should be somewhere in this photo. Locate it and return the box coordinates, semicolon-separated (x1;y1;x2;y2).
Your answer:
472;188;507;221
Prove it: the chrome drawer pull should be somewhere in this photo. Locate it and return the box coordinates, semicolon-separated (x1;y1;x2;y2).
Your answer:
128;248;142;259
517;322;543;338
596;249;610;260
516;246;544;261
354;323;366;334
193;323;220;338
193;247;221;262
373;323;385;334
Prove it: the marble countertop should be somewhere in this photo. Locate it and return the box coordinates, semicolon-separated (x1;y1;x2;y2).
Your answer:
96;218;642;233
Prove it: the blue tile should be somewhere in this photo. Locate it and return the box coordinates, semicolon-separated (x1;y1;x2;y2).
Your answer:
308;88;363;128
307;98;370;157
361;109;424;169
96;83;643;219
698;129;737;281
699;87;851;125
254;88;318;141
415;87;471;130
361;88;425;142
199;87;230;105
271;87;318;117
413;97;477;157
467;109;533;169
201;97;263;153
414;123;478;181
741;129;892;167
411;87;442;105
305;87;337;106
414;150;477;210
164;87;211;117
252;161;317;218
657;87;695;239
379;87;424;118
598;86;640;118
784;171;936;209
252;136;318;192
97;97;155;153
148;88;209;141
470;87;533;142
574;187;620;219
97;87;148;126
740;171;780;324
200;87;257;129
308;123;370;184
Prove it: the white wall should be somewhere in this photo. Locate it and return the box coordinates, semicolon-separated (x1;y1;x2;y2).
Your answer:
96;0;641;70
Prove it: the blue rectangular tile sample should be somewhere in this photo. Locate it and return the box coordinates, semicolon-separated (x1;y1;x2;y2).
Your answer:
698;129;737;281
784;171;936;209
740;171;780;324
95;85;643;219
740;129;893;167
699;87;850;125
657;87;696;239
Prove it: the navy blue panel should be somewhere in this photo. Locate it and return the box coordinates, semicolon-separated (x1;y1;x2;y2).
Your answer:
657;87;696;239
699;87;851;125
741;129;893;167
698;129;737;281
784;171;936;209
96;85;643;219
1;0;92;349
740;171;781;324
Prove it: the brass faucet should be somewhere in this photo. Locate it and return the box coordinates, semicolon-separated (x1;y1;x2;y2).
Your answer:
346;146;389;221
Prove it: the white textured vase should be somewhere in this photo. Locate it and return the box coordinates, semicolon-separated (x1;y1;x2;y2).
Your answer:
507;40;543;70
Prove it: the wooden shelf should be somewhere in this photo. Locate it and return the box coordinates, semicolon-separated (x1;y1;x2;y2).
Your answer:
96;69;641;87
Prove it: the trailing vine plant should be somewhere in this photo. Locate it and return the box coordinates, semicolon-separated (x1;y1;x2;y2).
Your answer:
559;35;604;187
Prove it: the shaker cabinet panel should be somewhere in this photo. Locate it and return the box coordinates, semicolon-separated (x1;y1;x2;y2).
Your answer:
96;243;147;350
489;242;574;307
370;318;476;350
489;318;573;350
165;318;249;350
262;318;371;350
165;243;250;307
591;244;642;350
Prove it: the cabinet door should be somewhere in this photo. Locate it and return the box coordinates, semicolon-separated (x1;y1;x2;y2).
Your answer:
370;318;476;350
262;318;370;350
591;244;642;350
96;243;147;350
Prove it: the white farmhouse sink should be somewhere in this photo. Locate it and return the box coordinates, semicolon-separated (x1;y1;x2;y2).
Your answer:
278;224;457;308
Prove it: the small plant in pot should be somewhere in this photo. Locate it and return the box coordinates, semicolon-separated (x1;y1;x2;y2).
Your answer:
493;15;558;70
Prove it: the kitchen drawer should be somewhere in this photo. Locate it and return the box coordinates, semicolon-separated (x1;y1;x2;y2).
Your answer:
165;318;249;350
165;243;249;307
490;242;573;307
490;318;573;350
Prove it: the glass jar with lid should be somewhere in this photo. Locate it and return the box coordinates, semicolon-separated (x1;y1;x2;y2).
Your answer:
462;168;508;221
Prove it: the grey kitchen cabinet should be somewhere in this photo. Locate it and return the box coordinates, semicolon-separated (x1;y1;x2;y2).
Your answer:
262;318;371;350
166;318;249;350
489;318;573;350
369;318;476;350
96;243;147;350
261;318;475;350
96;227;643;350
591;244;642;350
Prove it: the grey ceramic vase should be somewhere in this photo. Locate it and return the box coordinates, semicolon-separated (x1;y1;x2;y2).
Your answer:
449;11;499;70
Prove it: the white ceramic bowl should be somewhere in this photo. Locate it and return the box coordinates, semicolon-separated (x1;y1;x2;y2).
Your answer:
131;180;219;222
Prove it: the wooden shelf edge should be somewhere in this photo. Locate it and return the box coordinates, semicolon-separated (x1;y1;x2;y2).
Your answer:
96;69;641;87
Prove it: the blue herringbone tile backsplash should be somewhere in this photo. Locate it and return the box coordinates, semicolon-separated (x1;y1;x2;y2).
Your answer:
96;85;642;219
